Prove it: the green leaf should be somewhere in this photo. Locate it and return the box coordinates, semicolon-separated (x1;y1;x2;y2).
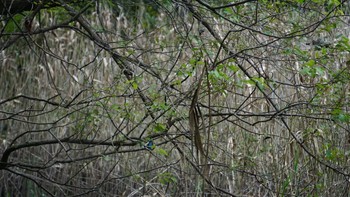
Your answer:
281;177;290;194
223;7;234;15
243;79;256;86
241;77;268;90
300;60;324;78
111;104;121;111
305;60;315;67
126;79;139;90
131;81;138;90
315;67;324;76
335;36;350;51
189;58;197;65
156;148;169;157
154;123;167;133
4;14;24;33
228;65;239;72
331;109;350;122
158;172;177;185
293;47;309;60
323;143;343;161
197;61;205;65
211;70;221;79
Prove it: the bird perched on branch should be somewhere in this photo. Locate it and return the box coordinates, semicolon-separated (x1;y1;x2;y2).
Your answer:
144;140;155;150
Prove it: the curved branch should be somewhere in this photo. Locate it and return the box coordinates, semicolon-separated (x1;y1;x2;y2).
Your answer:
0;137;137;170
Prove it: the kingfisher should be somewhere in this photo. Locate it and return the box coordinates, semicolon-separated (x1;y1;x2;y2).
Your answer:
144;140;155;150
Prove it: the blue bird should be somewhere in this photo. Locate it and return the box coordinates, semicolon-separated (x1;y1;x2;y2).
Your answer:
144;140;155;150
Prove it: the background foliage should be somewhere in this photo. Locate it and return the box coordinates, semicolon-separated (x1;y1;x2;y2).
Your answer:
1;0;350;196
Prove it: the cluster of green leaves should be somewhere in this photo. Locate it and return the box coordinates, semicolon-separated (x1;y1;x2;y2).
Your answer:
2;13;24;33
300;59;324;78
331;108;350;122
158;172;177;185
322;143;344;162
208;62;240;94
71;107;103;139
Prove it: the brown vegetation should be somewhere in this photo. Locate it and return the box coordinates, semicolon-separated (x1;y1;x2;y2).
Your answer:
1;0;350;196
